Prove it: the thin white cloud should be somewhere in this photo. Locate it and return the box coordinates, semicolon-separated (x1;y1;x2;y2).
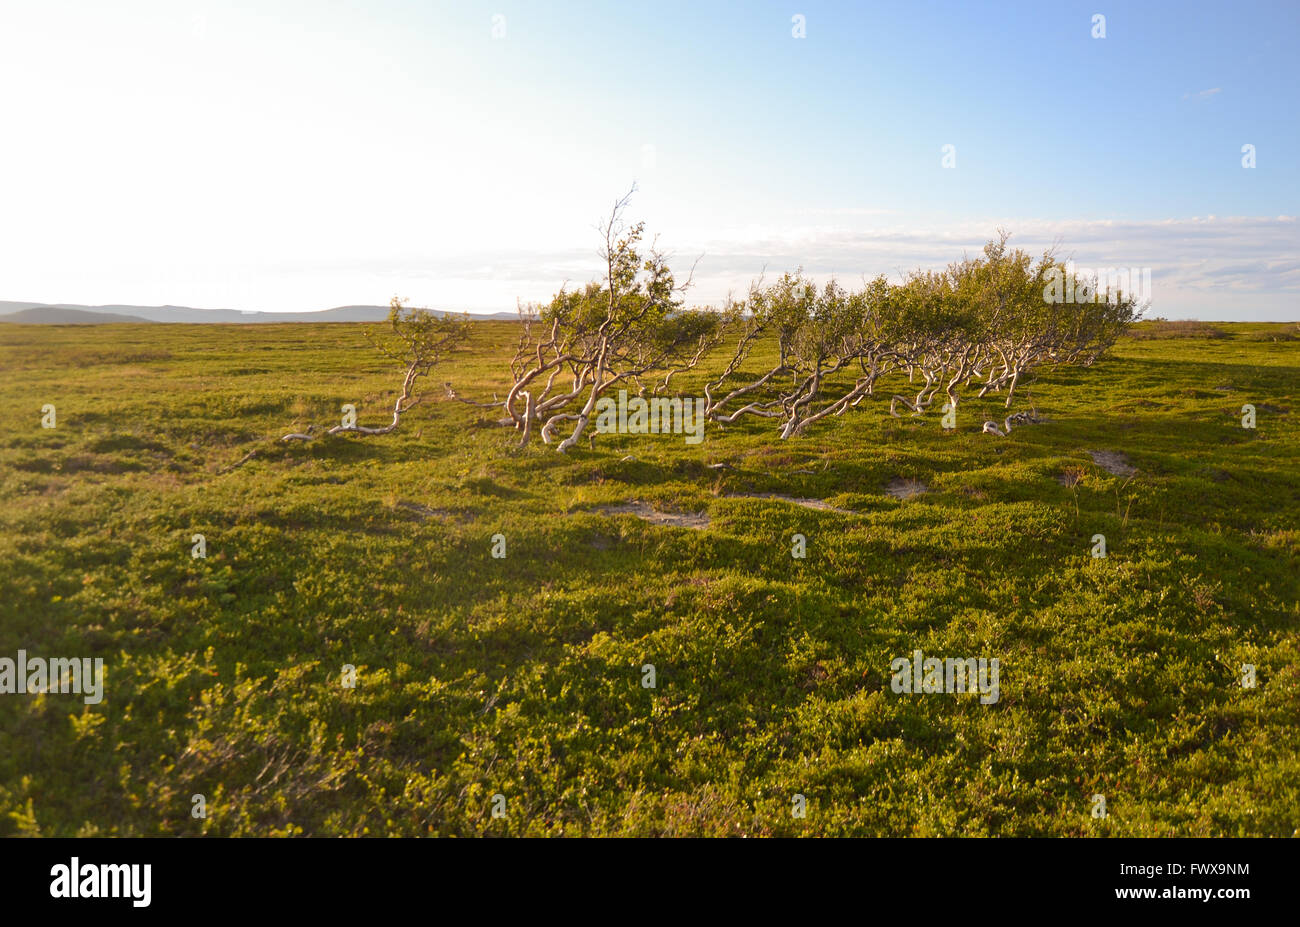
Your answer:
11;215;1295;322
382;214;1299;320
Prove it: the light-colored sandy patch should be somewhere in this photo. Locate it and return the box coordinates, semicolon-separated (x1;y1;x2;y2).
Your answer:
596;501;710;529
885;478;928;499
728;493;856;515
1088;450;1137;478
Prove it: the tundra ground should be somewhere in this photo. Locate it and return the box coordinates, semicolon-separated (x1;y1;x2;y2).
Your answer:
0;320;1296;836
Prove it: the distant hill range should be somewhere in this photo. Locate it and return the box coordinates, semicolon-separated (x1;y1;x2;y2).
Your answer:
0;301;518;324
0;306;156;324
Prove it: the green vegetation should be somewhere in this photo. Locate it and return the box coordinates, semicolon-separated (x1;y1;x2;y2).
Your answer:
477;221;1140;450
0;318;1296;836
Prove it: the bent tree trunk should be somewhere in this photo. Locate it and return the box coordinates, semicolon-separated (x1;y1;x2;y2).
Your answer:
1004;367;1021;408
555;350;607;453
283;360;422;442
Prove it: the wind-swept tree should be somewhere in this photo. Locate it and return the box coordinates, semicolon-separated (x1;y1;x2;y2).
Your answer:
282;297;469;441
705;231;1140;438
451;189;731;451
886;265;988;419
962;234;1140;409
703;272;897;438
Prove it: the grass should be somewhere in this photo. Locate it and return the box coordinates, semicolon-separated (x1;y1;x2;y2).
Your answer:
0;320;1297;836
1127;319;1231;340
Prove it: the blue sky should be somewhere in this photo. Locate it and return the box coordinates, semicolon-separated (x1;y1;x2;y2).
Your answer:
1;0;1295;318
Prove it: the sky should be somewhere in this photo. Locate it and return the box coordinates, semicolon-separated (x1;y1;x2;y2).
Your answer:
0;0;1296;319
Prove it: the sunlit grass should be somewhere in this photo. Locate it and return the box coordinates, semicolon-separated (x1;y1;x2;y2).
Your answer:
0;321;1296;836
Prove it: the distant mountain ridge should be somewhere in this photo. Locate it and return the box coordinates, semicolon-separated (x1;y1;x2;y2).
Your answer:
0;307;155;324
0;301;518;324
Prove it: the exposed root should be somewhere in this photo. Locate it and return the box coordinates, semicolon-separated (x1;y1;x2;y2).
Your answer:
219;448;261;474
982;407;1045;437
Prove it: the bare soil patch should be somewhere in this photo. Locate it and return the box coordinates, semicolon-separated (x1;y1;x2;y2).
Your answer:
885;478;928;499
596;501;710;529
727;493;856;515
1088;450;1137;478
